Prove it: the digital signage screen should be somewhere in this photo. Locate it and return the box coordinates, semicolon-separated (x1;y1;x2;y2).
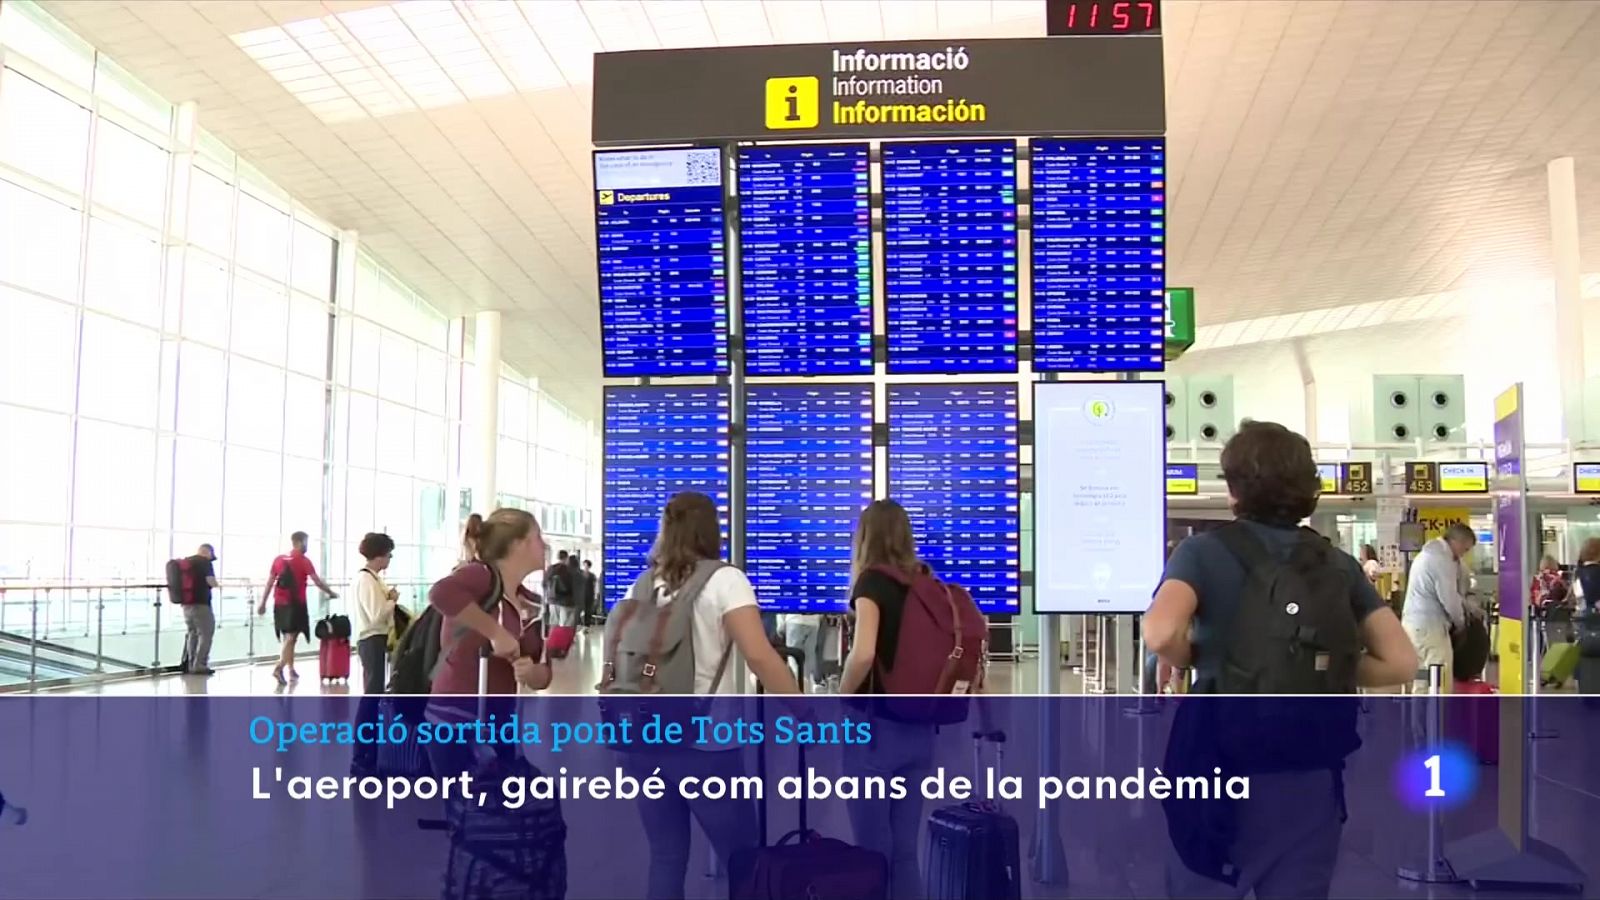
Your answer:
1034;381;1165;614
882;140;1019;375
744;385;875;613
1318;461;1373;495
1165;463;1198;495
886;383;1020;613
1438;461;1489;494
738;144;873;376
1576;463;1600;494
1030;138;1165;373
1405;460;1490;495
602;385;730;608
594;148;728;377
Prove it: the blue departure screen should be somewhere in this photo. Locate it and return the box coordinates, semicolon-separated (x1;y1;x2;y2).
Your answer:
882;141;1019;374
739;144;873;376
594;148;728;377
602;386;730;608
886;383;1020;613
744;385;875;613
1030;138;1165;372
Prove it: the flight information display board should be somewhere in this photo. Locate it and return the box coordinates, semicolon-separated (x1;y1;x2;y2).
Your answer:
882;140;1019;374
602;386;730;608
744;385;875;612
738;144;873;376
594;148;728;377
886;383;1020;612
1030;138;1166;372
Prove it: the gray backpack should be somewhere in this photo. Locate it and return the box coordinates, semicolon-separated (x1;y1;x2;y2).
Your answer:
597;560;733;695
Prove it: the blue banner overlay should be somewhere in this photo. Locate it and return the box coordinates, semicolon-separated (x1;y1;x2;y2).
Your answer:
0;696;1595;898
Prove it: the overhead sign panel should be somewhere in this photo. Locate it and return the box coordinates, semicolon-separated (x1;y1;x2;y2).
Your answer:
738;144;873;376
1575;462;1600;494
594;149;728;377
1165;463;1198;495
744;385;875;613
1405;460;1489;495
1030;138;1166;372
1317;461;1373;495
593;38;1165;145
886;383;1020;613
602;386;731;608
883;140;1019;374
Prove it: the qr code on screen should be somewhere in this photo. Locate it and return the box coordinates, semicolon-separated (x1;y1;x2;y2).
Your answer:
684;152;719;186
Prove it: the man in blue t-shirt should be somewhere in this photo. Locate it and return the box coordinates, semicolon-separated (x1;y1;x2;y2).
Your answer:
1144;421;1416;898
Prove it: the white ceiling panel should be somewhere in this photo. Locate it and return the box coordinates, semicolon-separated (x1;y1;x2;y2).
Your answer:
35;0;1600;421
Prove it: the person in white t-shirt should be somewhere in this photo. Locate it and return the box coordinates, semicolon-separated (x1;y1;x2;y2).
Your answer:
351;532;397;774
626;491;797;900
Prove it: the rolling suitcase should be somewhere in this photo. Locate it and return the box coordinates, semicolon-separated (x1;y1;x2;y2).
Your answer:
376;696;430;777
924;731;1021;900
428;647;568;900
729;648;888;900
320;637;351;683
1446;679;1498;765
1540;642;1580;688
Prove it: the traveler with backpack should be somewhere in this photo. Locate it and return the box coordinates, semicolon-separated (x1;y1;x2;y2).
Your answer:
602;491;798;900
168;543;219;675
257;531;339;685
545;550;579;628
1144;421;1416;898
839;498;989;900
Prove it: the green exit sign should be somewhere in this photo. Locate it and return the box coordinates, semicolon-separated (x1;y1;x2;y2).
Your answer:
1165;287;1195;361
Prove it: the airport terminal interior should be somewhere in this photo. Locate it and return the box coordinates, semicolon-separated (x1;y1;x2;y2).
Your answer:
1;0;1599;707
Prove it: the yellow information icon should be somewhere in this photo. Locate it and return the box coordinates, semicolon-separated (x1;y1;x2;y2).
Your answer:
765;76;819;130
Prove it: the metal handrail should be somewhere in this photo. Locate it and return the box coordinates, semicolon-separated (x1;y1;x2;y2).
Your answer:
0;577;433;593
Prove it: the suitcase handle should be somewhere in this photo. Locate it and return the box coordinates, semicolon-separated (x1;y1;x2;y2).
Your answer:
972;730;1006;789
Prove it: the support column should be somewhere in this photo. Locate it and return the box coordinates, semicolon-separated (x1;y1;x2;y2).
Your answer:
1292;338;1317;443
473;311;502;512
1548;158;1585;440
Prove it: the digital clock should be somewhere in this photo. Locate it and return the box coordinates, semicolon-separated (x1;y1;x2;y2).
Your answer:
1047;0;1162;36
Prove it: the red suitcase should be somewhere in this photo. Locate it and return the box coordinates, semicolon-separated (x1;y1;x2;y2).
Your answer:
1446;679;1497;765
319;637;351;683
545;625;576;660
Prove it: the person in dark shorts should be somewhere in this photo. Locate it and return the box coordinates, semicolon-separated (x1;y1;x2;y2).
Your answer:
257;531;338;685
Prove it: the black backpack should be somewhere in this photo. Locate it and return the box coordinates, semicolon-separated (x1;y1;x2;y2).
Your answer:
274;556;300;604
389;564;502;695
1205;523;1363;772
546;564;575;607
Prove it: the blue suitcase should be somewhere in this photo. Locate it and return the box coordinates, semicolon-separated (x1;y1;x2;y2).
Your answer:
923;732;1021;900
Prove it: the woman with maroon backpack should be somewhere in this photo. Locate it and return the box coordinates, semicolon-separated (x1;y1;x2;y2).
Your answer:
840;499;988;899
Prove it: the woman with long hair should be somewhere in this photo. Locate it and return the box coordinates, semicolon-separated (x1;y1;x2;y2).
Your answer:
614;491;797;900
424;508;552;773
839;499;940;899
458;513;483;567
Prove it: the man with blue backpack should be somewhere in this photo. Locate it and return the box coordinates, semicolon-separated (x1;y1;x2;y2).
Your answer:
1145;421;1417;897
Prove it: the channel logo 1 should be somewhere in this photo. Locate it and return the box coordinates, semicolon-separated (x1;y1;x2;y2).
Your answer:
765;76;818;129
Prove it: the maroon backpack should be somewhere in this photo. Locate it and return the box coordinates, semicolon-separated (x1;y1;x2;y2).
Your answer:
869;565;988;724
